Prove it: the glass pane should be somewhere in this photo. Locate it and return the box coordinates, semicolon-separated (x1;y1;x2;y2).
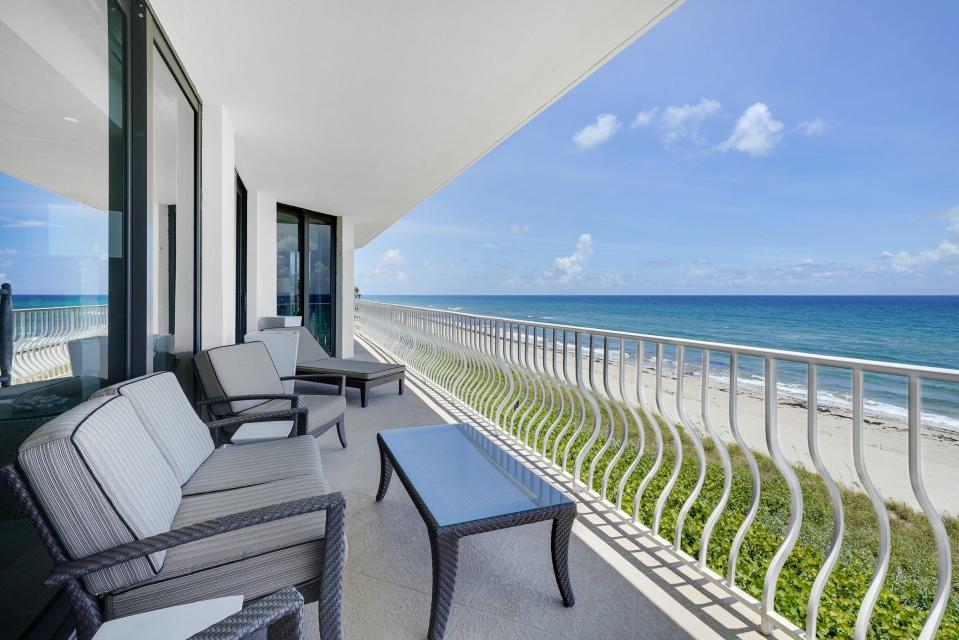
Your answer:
276;210;301;317
0;1;125;633
307;219;333;353
378;424;572;527
150;45;195;378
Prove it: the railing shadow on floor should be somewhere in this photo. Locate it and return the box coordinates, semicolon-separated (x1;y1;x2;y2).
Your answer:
359;334;790;640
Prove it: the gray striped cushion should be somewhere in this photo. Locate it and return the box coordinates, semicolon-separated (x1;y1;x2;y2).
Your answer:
241;395;344;434
194;342;287;416
19;396;181;594
182;435;322;495
112;372;214;484
105;474;330;618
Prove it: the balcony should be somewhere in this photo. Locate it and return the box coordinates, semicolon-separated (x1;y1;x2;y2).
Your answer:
347;300;958;640
322;340;751;639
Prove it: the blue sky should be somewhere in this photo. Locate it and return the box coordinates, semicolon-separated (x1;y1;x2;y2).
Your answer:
356;0;959;295
0;173;109;295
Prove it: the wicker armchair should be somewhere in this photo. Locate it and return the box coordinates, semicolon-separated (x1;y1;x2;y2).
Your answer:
195;341;348;447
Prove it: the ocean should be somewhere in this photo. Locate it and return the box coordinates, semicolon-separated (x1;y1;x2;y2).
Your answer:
11;294;109;309
365;295;959;432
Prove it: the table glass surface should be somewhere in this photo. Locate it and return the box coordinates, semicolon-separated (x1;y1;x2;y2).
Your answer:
379;423;572;527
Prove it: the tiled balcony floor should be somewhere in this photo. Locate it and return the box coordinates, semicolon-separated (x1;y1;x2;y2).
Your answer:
303;341;781;640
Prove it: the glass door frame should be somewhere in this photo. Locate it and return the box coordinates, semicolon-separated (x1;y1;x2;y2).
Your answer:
235;171;248;342
129;2;202;375
276;203;338;355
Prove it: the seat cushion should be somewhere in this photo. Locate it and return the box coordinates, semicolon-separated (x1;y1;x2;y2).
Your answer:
194;342;286;414
299;357;406;381
181;436;322;495
18;396;181;594
244;395;345;434
101;372;215;485
105;474;331;618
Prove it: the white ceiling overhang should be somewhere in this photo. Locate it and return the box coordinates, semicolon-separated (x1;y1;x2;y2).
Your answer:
149;0;682;246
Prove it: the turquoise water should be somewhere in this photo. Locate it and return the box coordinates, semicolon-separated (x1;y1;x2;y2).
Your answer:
366;295;959;431
11;294;108;309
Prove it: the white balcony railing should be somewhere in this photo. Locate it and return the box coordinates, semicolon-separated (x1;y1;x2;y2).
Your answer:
10;305;109;384
356;299;958;640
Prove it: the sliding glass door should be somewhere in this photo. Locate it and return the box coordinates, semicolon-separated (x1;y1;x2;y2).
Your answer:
148;41;198;382
276;205;337;354
307;217;334;352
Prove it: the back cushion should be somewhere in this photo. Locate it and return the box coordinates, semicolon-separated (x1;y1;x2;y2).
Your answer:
199;342;285;413
268;326;328;363
114;372;215;484
19;396;181;595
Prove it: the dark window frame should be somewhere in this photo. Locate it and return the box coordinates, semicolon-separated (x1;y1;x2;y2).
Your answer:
129;0;203;375
235;171;248;342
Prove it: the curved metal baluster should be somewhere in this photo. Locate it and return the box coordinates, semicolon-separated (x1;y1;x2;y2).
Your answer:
852;367;890;640
521;326;547;446
553;331;579;466
493;322;516;430
726;353;761;586
908;375;952;640
804;363;845;637
568;332;599;490
601;338;630;501
589;337;618;494
616;339;645;510
541;330;565;456
476;319;494;415
634;341;665;526
761;358;804;634
698;350;733;568
673;346;707;551
532;328;556;452
653;344;684;537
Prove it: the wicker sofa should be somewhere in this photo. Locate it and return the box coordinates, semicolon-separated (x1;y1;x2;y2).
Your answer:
2;371;345;640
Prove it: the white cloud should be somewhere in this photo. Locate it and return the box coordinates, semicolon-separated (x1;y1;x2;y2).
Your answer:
598;273;624;288
572;114;621;150
0;216;48;228
798;117;826;136
719;102;784;156
510;224;529;234
546;233;593;283
659;98;721;146
881;240;959;273
630;108;659;129
0;249;15;256
373;248;406;281
937;204;959;233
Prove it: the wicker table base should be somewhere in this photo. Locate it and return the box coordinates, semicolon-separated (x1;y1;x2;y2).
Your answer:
375;427;576;640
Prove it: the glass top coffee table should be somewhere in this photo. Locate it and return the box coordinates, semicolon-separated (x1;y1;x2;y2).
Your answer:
375;423;576;640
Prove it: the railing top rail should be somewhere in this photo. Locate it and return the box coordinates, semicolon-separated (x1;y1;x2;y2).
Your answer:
359;300;959;383
13;304;109;313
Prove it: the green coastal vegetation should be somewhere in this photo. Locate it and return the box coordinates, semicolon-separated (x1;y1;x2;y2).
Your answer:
399;344;959;639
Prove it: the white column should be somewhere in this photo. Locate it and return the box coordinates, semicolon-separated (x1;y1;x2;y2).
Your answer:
247;189;277;331
200;103;236;348
336;217;355;358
